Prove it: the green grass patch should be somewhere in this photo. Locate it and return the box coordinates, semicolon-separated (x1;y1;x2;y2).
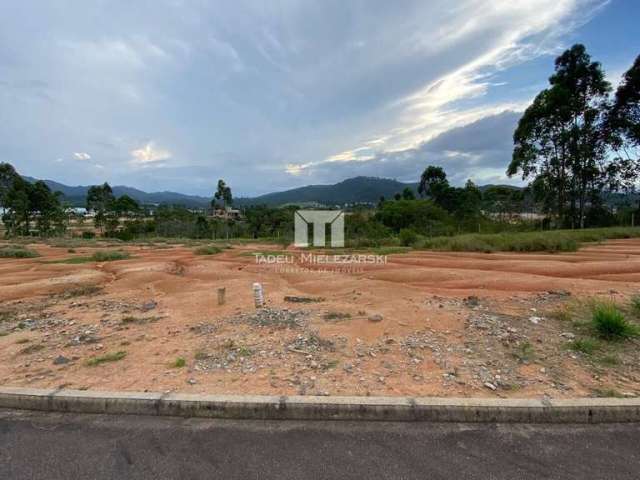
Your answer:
194;245;223;256
567;338;599;355
512;341;535;363
592;302;638;340
323;311;352;321
86;351;127;366
0;245;39;258
417;227;640;253
91;250;130;262
170;357;186;368
47;250;131;264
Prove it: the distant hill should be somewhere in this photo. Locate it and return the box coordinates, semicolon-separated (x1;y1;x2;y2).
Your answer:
23;177;211;208
22;175;536;208
235;177;419;206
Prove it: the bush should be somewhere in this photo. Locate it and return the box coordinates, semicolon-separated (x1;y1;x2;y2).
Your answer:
592;303;638;340
194;245;222;256
81;231;96;239
398;228;418;246
568;338;599;355
0;246;39;258
170;357;186;368
86;351;127;366
91;250;130;262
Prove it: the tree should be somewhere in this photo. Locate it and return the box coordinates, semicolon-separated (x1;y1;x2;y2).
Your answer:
508;44;611;228
213;179;233;209
418;166;449;200
607;55;640;206
86;183;115;232
401;187;415;200
112;195;140;217
0;163;66;236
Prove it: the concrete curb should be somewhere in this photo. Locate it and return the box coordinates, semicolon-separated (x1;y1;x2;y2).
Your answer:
1;387;639;423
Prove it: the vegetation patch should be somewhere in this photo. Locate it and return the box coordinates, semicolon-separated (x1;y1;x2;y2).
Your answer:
91;250;131;262
591;302;638;340
170;357;186;368
323;311;352;322
194;245;223;256
417;227;640;253
0;245;39;258
59;284;103;299
121;315;161;325
86;351;127;366
567;338;599;355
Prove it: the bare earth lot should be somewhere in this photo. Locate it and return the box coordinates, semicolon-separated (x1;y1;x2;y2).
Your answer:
1;239;640;398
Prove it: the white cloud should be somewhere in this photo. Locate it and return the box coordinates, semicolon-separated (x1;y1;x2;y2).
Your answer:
130;142;172;165
73;152;91;160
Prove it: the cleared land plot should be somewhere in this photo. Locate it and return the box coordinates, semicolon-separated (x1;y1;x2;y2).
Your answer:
1;239;640;399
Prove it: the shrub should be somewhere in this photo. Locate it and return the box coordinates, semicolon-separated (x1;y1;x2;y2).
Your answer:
194;245;222;256
567;338;599;355
0;246;39;258
398;228;418;246
592;303;638;340
171;357;186;368
82;231;96;239
91;250;130;262
86;351;127;366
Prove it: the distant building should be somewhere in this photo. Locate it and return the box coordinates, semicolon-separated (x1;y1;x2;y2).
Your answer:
211;206;242;220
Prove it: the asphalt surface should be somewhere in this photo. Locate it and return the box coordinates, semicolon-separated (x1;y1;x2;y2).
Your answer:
1;409;639;479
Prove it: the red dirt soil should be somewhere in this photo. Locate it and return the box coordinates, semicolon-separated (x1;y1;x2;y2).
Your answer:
1;238;639;399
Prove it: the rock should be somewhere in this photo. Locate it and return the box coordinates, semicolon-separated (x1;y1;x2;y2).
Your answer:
484;382;497;391
187;378;197;385
560;332;576;339
464;296;480;307
529;316;543;324
53;355;70;365
141;300;158;312
368;314;384;323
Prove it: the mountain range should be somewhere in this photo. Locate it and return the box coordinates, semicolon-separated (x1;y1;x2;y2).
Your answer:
24;176;422;208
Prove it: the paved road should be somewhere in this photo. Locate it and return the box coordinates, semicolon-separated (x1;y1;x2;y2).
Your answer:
1;409;639;479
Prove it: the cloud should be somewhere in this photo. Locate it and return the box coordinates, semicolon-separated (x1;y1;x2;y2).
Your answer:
73;152;91;161
0;0;615;195
130;142;172;165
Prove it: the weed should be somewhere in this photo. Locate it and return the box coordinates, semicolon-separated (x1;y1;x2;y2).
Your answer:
170;357;186;368
0;246;39;258
121;315;161;325
567;338;599;355
91;250;130;262
598;354;620;367
60;284;103;299
86;351;127;366
323;311;352;321
194;245;222;256
592;302;638;340
592;388;624;398
512;341;535;363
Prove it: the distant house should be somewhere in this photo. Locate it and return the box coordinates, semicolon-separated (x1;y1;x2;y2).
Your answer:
211;206;242;220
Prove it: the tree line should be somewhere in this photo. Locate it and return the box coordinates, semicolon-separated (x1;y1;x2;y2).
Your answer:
0;44;637;241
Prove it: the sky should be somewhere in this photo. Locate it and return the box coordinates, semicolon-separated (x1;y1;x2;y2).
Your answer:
1;0;638;196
